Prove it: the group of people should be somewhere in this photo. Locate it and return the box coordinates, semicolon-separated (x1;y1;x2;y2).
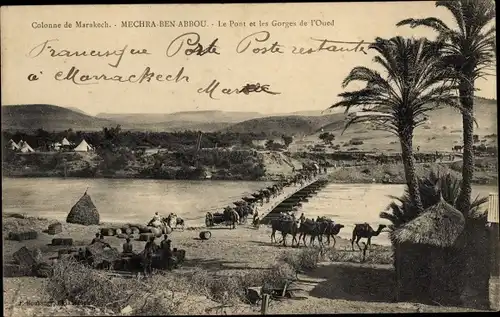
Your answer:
88;230;179;276
140;234;179;276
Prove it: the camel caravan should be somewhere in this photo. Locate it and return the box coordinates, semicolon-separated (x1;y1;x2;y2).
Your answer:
205;165;322;229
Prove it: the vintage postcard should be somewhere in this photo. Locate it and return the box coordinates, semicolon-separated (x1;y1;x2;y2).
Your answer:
1;1;498;315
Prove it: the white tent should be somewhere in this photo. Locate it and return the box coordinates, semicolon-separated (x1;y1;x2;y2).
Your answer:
20;142;35;153
61;138;71;146
73;139;93;152
8;139;20;150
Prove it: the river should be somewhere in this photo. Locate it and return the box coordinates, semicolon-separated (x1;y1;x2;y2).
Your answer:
2;178;497;246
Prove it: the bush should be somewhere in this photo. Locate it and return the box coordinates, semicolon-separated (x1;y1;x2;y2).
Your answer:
45;258;134;310
45;258;192;315
327;246;393;265
281;247;323;273
349;138;364;146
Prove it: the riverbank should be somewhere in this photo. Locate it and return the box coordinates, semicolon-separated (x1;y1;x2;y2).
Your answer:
2;150;302;181
327;159;498;185
3;150;497;185
3;213;486;316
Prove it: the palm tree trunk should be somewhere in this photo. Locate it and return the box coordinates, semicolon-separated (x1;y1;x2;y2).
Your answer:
399;133;424;213
456;79;475;214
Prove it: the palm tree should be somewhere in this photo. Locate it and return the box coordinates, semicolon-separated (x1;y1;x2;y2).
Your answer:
380;170;488;232
396;0;496;215
328;36;460;213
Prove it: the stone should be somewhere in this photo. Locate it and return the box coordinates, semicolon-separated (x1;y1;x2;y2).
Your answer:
120;305;133;315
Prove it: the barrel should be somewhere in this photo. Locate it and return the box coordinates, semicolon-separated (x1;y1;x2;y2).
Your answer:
115;228;122;235
139;233;154;241
199;231;211;240
47;222;62;235
100;228;115;236
137;225;150;234
122;227;132;235
51;238;73;246
130;227;140;235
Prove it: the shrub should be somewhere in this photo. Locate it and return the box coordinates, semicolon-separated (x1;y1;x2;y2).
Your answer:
281;247;323;273
45;258;134;311
45;259;190;315
349;139;364;146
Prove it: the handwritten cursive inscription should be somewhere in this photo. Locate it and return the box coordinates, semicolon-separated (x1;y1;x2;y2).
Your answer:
236;31;285;54
166;32;220;57
198;79;280;100
54;66;189;85
28;39;150;68
236;31;369;55
240;83;280;95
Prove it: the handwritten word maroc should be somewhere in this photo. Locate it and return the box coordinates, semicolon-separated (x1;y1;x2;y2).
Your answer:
54;66;189;85
198;80;280;100
28;39;150;68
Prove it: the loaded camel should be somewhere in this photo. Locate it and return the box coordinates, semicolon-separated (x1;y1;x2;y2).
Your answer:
270;218;299;247
165;213;185;230
298;219;326;247
351;223;387;251
322;221;345;248
298;217;345;248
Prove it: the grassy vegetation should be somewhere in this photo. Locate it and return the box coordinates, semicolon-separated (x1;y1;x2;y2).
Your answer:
40;247;332;315
327;160;497;185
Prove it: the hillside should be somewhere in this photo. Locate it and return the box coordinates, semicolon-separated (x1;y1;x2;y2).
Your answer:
304;97;497;153
1;104;118;132
126;121;234;132
66;107;90;116
96;110;265;124
1;105;240;132
223;114;344;136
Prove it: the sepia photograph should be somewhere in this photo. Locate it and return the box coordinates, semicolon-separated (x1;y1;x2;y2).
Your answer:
1;1;498;315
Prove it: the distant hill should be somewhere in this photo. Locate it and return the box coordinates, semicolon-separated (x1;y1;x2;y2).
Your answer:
126;121;234;132
1;105;244;132
1;104;118;132
223;114;345;136
96;110;265;124
66;107;90;116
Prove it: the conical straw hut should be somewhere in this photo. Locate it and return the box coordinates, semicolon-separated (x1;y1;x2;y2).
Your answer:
392;196;466;304
66;190;100;225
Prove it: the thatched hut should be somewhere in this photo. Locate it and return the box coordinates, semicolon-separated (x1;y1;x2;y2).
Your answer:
66;192;100;226
392;196;466;305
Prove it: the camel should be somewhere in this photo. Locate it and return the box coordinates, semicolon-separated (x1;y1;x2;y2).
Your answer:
270;218;298;247
165;213;185;230
351;223;387;251
298;219;326;247
324;223;345;248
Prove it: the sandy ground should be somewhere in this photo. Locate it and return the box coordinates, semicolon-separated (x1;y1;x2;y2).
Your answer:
3;212;487;315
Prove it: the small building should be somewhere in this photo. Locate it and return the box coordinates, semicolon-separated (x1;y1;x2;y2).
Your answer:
392;197;490;308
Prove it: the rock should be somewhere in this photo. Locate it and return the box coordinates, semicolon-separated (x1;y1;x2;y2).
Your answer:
66;193;100;226
121;305;133;315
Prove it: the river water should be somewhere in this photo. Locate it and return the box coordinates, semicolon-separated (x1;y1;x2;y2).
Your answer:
2;177;497;246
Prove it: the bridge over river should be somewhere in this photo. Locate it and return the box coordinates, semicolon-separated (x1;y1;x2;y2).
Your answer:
259;176;330;225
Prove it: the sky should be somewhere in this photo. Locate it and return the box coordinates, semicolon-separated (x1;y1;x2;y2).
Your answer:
1;2;497;115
